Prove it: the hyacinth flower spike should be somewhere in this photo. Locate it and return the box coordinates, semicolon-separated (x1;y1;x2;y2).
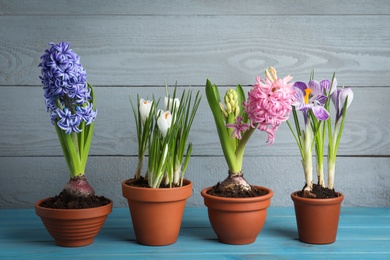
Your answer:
206;67;295;192
39;42;97;197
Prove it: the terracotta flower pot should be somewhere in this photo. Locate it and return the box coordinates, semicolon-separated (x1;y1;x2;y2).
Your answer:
122;179;192;246
291;191;344;244
35;199;113;247
201;186;274;245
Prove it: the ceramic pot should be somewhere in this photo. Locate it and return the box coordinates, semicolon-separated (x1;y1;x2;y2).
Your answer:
35;199;113;247
122;179;192;246
291;191;344;244
201;186;274;245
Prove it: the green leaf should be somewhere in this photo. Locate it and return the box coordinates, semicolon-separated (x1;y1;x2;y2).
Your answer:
235;84;248;122
205;79;239;173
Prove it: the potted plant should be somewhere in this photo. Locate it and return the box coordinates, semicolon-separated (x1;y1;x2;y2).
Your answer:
34;42;112;247
287;72;353;244
122;86;201;246
201;67;295;244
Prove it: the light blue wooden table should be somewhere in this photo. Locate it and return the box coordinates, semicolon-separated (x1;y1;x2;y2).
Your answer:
1;207;389;259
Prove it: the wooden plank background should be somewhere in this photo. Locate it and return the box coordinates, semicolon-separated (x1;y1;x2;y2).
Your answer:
0;0;389;208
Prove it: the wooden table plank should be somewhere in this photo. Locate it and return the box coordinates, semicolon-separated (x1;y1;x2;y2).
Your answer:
0;208;389;259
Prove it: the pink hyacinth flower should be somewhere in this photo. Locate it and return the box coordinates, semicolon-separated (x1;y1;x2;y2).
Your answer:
226;116;250;140
243;69;295;144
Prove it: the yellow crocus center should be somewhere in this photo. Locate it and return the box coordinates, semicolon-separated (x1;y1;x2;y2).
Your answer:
165;112;169;119
304;88;312;104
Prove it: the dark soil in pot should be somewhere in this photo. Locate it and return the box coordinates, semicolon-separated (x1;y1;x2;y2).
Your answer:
206;182;269;198
125;176;183;188
39;192;111;209
297;183;340;199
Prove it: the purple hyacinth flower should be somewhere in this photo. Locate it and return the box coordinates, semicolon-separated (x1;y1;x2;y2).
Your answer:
56;108;82;134
39;42;96;133
76;103;97;126
39;42;87;101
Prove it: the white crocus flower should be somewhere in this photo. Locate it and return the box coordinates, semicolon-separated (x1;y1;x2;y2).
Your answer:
139;98;153;124
157;110;172;138
164;97;180;112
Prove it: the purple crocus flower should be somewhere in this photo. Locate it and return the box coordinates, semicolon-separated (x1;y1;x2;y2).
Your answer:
331;87;354;121
293;80;329;123
319;78;337;96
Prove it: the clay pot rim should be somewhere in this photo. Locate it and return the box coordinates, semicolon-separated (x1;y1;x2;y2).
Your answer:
121;178;192;191
35;198;113;219
122;179;193;202
201;185;274;203
291;191;344;205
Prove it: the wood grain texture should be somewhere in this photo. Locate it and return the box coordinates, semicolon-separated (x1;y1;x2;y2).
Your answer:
0;1;389;208
0;86;389;157
1;156;389;208
1;0;390;15
1;15;389;86
1;208;389;258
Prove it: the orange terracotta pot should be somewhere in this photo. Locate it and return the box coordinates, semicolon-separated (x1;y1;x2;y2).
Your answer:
35;199;113;247
201;186;274;245
122;179;193;246
291;191;344;244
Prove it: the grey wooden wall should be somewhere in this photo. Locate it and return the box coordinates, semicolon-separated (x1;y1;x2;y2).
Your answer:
1;0;389;208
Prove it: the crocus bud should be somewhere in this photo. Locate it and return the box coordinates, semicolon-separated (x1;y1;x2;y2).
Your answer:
157;110;172;138
320;78;337;96
139;98;153;124
331;87;353;121
164;97;180;112
340;87;353;109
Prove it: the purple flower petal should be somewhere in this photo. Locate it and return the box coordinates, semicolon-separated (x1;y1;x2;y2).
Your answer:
39;42;95;132
315;94;328;106
340;87;354;109
308;80;322;96
331;88;341;109
320;79;330;93
312;105;330;121
295;103;312;112
293;81;307;94
56;108;82;134
292;86;305;105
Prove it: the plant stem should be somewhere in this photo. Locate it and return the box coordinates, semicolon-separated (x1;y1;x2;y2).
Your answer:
302;123;313;192
328;161;336;189
234;126;256;173
315;122;326;187
205;80;239;173
135;155;144;179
